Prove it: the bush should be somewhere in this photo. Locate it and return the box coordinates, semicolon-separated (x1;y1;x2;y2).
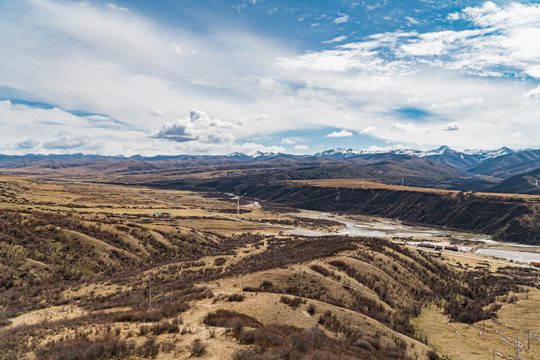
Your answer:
204;309;262;330
139;322;179;336
137;338;159;358
280;295;300;308
36;336;134;360
227;294;245;302
190;339;207;357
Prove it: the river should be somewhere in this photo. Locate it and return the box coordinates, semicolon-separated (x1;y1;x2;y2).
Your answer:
285;210;539;265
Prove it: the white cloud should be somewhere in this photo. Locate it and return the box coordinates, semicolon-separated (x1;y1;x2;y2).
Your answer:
442;122;460;131
431;97;484;109
390;123;430;133
333;14;349;24
323;35;348;44
13;138;41;150
405;16;418;25
0;0;539;155
152;109;238;144
326;129;353;138
281;138;296;144
523;86;540;101
148;108;164;116
106;3;129;12
447;12;460;21
359;126;376;134
43;132;102;150
235;142;286;155
512;131;522;138
294;145;309;151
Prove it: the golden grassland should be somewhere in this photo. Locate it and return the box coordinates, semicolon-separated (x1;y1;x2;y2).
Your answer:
293;178;540;201
411;288;540;360
1;175;539;360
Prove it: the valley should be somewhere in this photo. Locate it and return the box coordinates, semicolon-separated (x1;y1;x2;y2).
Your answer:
1;174;539;360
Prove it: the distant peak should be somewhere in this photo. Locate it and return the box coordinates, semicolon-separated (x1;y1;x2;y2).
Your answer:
435;145;455;153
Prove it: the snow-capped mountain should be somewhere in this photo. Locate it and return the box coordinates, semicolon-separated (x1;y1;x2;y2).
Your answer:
314;145;517;170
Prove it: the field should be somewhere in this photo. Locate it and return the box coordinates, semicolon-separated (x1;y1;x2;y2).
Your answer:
1;175;539;360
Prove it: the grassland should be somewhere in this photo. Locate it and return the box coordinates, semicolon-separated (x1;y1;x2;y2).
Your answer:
293;179;540;201
1;175;539;360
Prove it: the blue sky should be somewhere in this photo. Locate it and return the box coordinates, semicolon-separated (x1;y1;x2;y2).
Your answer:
0;0;539;155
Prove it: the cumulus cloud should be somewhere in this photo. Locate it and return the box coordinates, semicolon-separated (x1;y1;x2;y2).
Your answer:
294;144;309;151
326;129;353;138
43;132;101;150
152;109;238;144
447;12;460;21
323;35;347;44
14;138;41;150
390;123;430;133
442;122;460;131
281;138;296;144
333;14;349;24
359;126;376;134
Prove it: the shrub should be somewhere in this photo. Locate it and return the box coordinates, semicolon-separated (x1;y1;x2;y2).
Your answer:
137;338;159;358
36;336;134;360
227;294;245;302
190;339;207;357
280;295;300;308
204;309;262;330
139;322;179;336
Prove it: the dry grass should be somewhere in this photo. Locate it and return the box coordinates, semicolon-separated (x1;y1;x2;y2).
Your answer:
293;178;540;201
1;175;539;360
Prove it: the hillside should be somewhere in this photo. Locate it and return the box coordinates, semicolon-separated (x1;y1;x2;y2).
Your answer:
489;168;540;195
205;178;540;245
1;176;540;360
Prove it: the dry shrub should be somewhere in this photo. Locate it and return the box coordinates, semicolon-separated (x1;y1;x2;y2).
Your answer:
227;293;245;302
204;309;262;330
280;295;300;308
137;338;159;358
190;338;207;357
36;335;134;360
139;322;179;336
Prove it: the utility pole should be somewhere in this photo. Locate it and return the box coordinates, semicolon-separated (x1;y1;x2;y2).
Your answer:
237;199;240;215
516;334;519;360
527;330;530;350
241;270;244;290
362;179;364;189
148;273;152;308
298;267;302;305
274;247;277;268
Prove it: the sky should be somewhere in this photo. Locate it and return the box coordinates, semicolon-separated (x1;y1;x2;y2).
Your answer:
1;0;539;156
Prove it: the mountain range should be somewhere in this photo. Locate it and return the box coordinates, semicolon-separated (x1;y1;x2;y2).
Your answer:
0;146;539;195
